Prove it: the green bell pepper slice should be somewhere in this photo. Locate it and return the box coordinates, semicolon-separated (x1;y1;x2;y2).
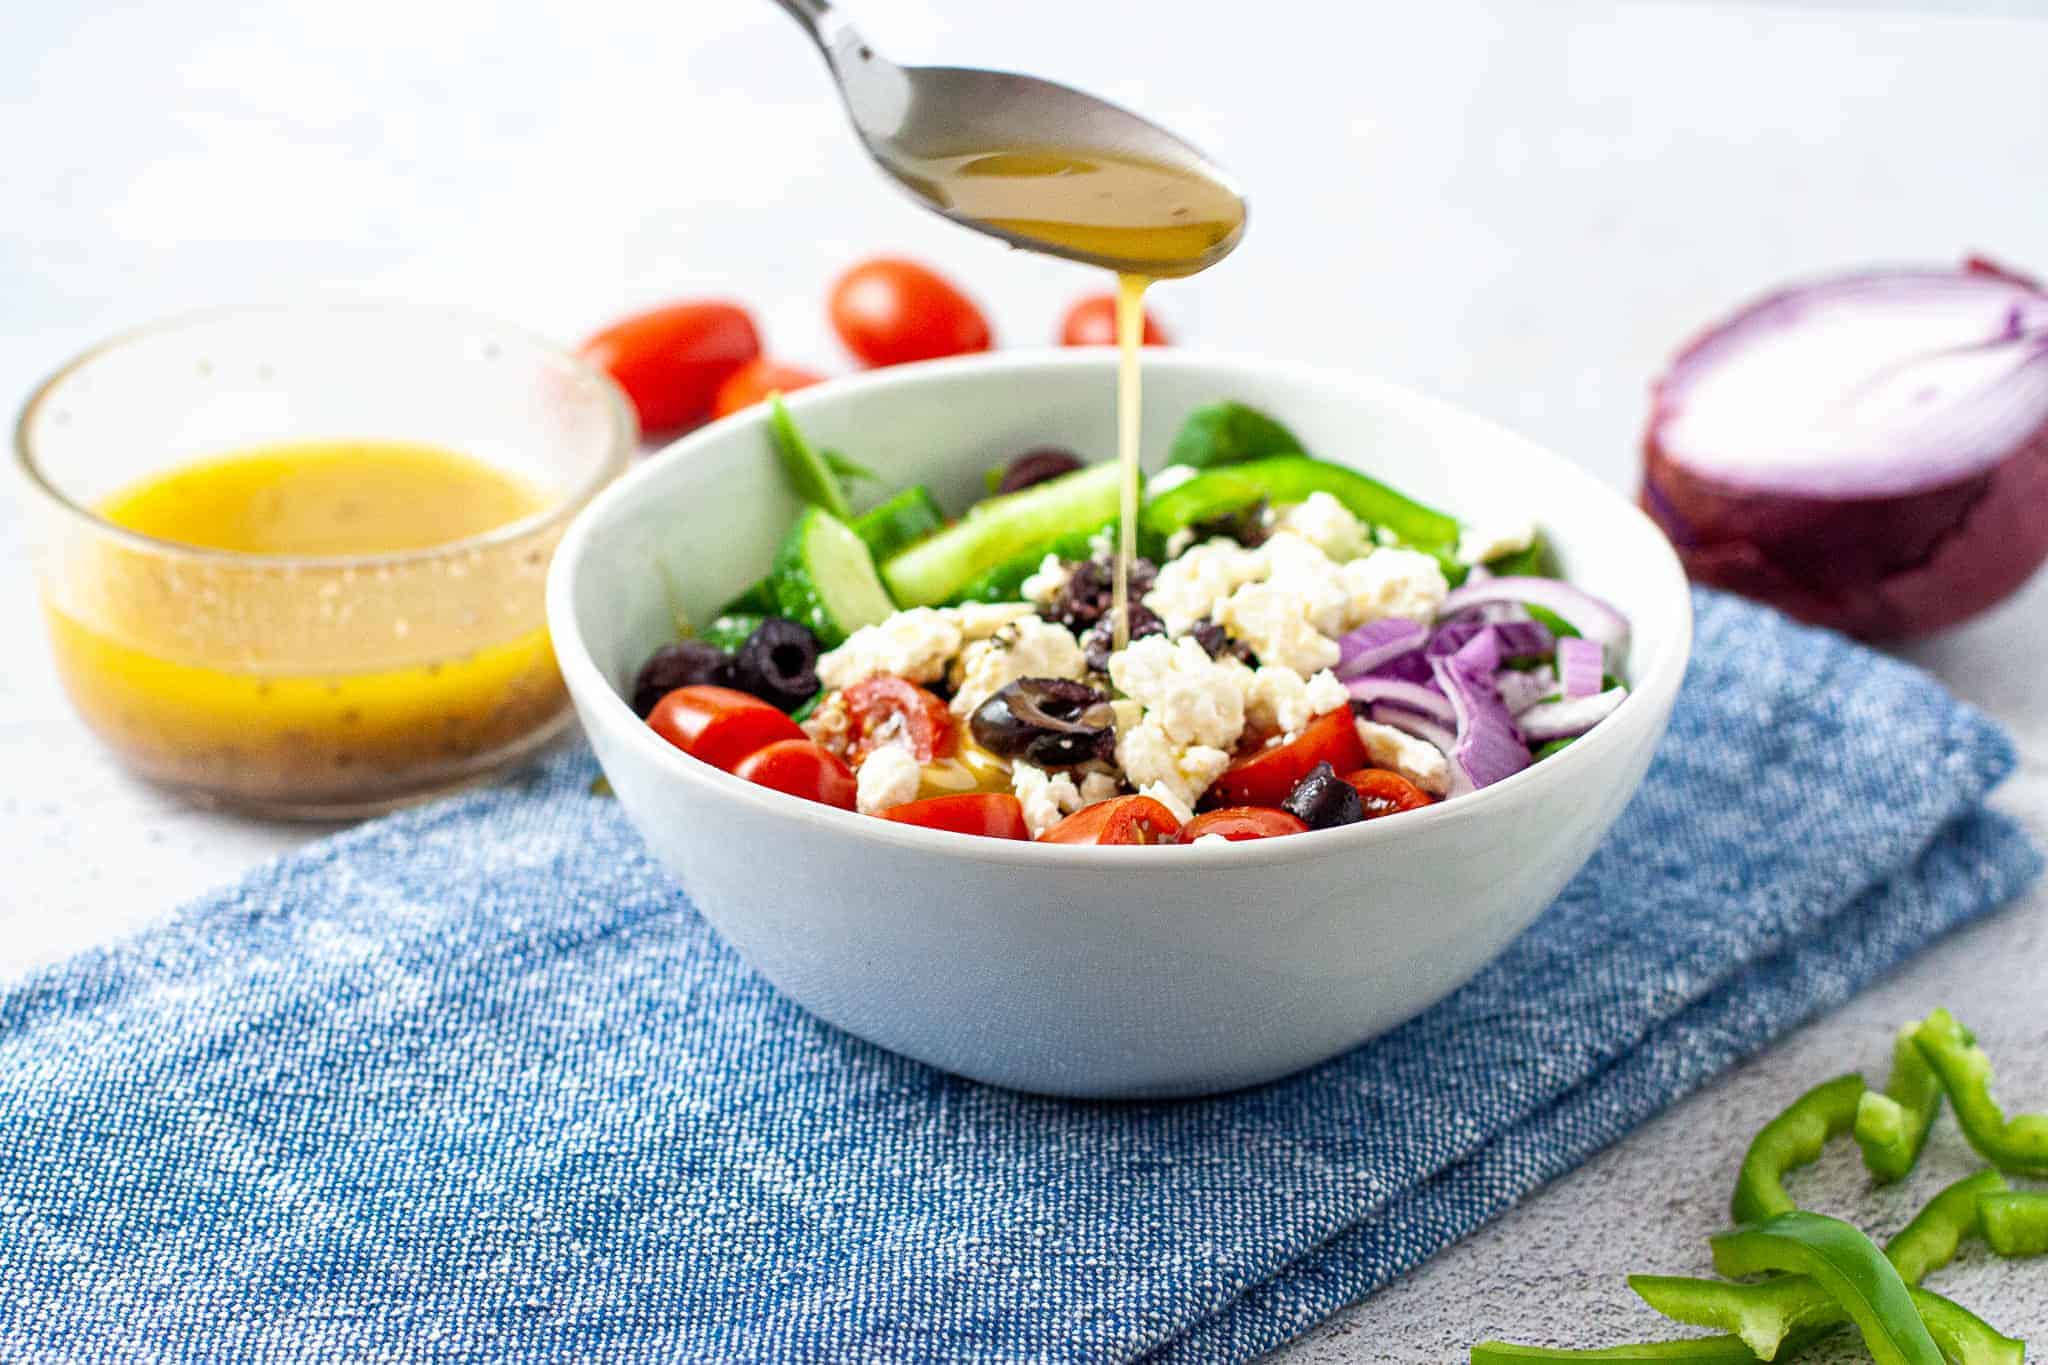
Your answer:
1979;1191;2048;1258
1710;1212;1942;1365
1729;1073;1867;1226
1856;1020;1947;1184
1910;1288;2027;1365
1632;1170;2006;1360
1912;1010;2048;1175
1139;454;1461;562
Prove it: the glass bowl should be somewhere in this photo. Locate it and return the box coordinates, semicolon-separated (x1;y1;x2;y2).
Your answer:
16;302;636;819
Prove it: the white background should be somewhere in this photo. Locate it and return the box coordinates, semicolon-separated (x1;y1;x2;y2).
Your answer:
4;1;2047;1357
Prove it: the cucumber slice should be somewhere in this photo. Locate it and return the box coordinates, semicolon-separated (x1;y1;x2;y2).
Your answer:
853;485;945;562
883;462;1124;607
947;518;1166;604
771;506;897;647
701;613;766;652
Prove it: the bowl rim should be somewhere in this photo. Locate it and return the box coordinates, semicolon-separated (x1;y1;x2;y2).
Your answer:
547;347;1694;868
13;299;639;569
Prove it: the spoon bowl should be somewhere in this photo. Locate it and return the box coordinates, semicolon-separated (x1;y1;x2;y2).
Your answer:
772;0;1246;276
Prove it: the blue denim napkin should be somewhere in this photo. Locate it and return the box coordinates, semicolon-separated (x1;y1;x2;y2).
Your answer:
0;589;2037;1364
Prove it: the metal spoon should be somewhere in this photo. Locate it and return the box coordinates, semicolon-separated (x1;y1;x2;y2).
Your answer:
768;0;1246;276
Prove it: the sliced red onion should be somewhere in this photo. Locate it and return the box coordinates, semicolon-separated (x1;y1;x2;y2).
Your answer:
1365;651;1437;686
1518;686;1628;742
1365;705;1475;798
1427;618;1555;661
1643;260;2048;640
1438;576;1629;652
1557;637;1605;699
1334;617;1428;678
1430;634;1529;790
1496;665;1559;717
1345;676;1456;727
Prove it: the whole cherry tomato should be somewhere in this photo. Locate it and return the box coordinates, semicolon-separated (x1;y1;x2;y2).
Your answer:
582;301;761;437
646;685;804;772
1038;795;1183;846
829;258;992;368
1341;768;1437;819
1179;807;1309;842
880;794;1030;840
713;358;825;419
733;739;857;809
1058;294;1169;347
1208;709;1370;809
843;676;955;766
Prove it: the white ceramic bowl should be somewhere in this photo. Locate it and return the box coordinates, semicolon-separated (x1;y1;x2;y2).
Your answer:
547;351;1693;1098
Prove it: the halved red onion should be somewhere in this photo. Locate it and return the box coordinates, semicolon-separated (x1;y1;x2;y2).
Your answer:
1518;686;1628;742
1642;259;2048;640
1345;676;1455;726
1430;634;1530;790
1335;617;1428;678
1438;577;1629;652
1557;637;1604;699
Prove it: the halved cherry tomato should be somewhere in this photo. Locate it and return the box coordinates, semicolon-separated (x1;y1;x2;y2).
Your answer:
1058;294;1169;348
829;258;993;368
1180;807;1309;842
713;358;825;419
1208;709;1369;809
1341;768;1437;819
646;685;804;772
733;739;857;810
582;301;761;436
880;794;1030;840
1038;795;1183;846
843;676;955;765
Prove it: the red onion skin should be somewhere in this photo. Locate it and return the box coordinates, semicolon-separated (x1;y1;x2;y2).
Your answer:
1641;417;2048;641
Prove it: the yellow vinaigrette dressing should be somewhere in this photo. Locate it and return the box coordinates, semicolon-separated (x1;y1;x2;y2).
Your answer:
897;145;1245;646
47;441;566;809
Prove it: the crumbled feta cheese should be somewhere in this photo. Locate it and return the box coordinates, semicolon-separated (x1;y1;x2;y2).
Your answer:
1244;666;1312;738
1148;464;1199;495
1144;539;1265;635
1217;580;1343;675
1011;763;1119;838
1088;526;1117;560
1106;635;1248;750
817;607;963;689
1109;698;1143;734
800;690;850;747
1164;527;1197;560
1119;721;1230;819
1456;517;1538;567
949;616;1087;717
1305;668;1351;717
1273;492;1370;562
953;601;1037;641
1354;719;1451;796
855;745;922;814
1191;832;1231;846
1260;532;1355;636
1020;555;1071;608
1339;547;1449;626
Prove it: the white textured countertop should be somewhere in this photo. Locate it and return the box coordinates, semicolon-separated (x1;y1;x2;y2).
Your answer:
4;1;2046;1356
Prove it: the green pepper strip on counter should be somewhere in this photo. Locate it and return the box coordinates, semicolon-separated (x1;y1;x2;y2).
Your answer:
1912;1010;2048;1176
1709;1212;1942;1365
1630;1170;2009;1360
1730;1074;1867;1226
1979;1191;2048;1258
1909;1288;2027;1365
1469;1337;1760;1363
1857;1020;1947;1184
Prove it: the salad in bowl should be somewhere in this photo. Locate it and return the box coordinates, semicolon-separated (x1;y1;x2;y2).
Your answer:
624;397;1632;845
